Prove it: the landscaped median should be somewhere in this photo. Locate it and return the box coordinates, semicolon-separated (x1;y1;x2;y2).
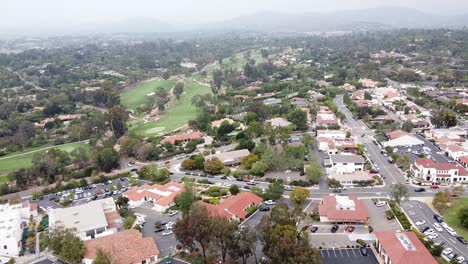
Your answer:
387;200;412;230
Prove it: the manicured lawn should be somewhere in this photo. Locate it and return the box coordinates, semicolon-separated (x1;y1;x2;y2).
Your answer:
204;49;267;77
443;197;468;239
120;78;177;111
0;176;9;184
129;82;212;136
0;141;90;176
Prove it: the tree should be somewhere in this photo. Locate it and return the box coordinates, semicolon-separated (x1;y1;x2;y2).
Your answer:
45;226;85;264
264;181;284;201
191;154;205;170
204;157;225;174
390;183;409;205
229;226;258;264
328;178;342;189
173;81;185;100
305;161;322;185
175;183;197;214
451;185;465;197
237;138;256;151
229;184;240;195
115;196;129;209
242;153;260;169
92;249;112;264
95;148;120;172
181;159;197;170
173;205;212;262
107;105;128;138
431;108;457;128
211;216;238;263
70;147;91;169
13;121;35;152
243;112;258;125
301;134;313;147
290;187;310;209
458;207;468;229
432;190;450;214
287;108;308;131
251;161;269;176
401;120;414;133
364;91;372;100
396;154;411;170
137;164;169;182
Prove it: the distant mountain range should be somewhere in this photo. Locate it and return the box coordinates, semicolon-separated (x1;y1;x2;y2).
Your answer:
0;7;467;37
212;7;468;33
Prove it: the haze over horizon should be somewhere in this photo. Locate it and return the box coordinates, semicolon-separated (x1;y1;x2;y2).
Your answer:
2;0;468;35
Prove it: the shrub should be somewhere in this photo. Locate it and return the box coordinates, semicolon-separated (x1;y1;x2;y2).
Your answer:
356;239;366;247
368;226;374;233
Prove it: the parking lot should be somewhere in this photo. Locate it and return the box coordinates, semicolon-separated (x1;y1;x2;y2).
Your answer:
134;203;181;257
37;178;131;210
321;248;378;264
363;199;401;231
310;234;357;248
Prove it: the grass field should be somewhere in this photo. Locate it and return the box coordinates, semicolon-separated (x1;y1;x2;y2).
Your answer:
204;49;267;77
0;141;90;176
120;78;177;112
443;197;468;239
129;82;212;137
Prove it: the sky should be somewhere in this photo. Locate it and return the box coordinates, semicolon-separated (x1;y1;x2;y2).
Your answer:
2;0;468;33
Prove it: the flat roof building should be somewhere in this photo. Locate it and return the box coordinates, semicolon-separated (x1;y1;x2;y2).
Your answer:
49;198;121;240
123;181;184;212
206;149;251;166
318;195;368;223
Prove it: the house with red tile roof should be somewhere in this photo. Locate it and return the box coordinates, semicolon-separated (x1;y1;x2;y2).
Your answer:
123;181;184;212
459;156;468;168
83;229;160;264
443;144;468;161
316;109;339;127
161;131;204;145
197;192;262;221
410;158;468;184
375;231;437;264
318;195;368;223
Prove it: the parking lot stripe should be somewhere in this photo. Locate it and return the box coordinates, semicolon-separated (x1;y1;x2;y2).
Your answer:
345;249;350;257
352;249;357;256
327;249;331;258
339;249;343;257
333;249;337;258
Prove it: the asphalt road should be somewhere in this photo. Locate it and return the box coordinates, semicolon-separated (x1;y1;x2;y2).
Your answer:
401;201;468;257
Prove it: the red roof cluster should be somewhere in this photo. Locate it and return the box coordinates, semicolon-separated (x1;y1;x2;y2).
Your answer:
198;192;262;220
386;129;410;140
414;158;468;176
318;195;368;222
123;181;184;206
161;131;203;145
375;231;437;264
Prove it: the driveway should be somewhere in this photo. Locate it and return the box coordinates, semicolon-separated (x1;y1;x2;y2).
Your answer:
363;199;400;231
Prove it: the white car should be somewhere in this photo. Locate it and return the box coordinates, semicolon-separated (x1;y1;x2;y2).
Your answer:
264;200;276;205
424;229;435;235
427;233;438;240
169;210;178;217
162;231;173;236
285;170;291;174
447;228;457;236
415;220;426;226
432;223;443;232
376;201;386;207
442;248;453;255
441;222;450;229
456;256;465;263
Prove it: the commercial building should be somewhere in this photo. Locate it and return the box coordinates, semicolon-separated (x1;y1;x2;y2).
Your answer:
205;149;251;166
49;198;121;240
198;192;262;221
383;135;424;148
263;98;282;105
328;153;365;174
374;231;437;264
318;195;368;223
317;137;358;154
123;181;184;212
0;202;37;259
328;171;374;187
83;229;160;264
410;158;468;184
268;117;292;128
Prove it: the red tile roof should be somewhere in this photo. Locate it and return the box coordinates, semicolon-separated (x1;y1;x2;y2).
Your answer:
123;181;184;206
375;231;437;264
318;195;368;222
84;230;159;264
415;158;457;170
386;129;409;140
198;192;262;220
161;131;204;145
459;156;468;164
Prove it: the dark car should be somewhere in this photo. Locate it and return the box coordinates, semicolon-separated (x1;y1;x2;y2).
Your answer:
185;172;191;175
220;176;227;179
433;214;443;223
207;175;214;178
120;177;126;181
155;228;165;233
332;189;341;193
259;206;270;212
236;178;243;182
419;226;430;233
310;226;318;233
243;186;250;189
360;247;368;256
346;226;355;233
457;236;467;244
414;188;426;192
130;168;138;172
331;225;339;233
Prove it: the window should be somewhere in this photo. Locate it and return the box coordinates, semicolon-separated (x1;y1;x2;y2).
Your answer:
343;163;348;165
4;245;7;249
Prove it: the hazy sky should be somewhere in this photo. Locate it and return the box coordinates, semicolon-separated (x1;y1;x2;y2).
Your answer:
3;0;468;28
